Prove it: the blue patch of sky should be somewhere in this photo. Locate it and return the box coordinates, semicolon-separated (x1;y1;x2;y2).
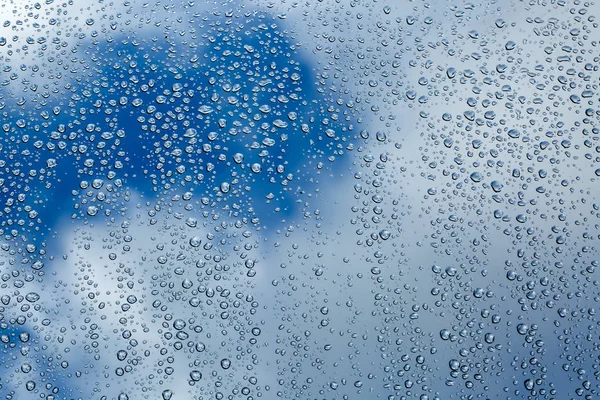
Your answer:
0;11;356;398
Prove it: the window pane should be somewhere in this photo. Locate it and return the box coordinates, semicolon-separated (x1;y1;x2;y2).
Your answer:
0;1;598;399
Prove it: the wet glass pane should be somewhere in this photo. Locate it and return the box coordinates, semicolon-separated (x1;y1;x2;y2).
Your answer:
0;0;599;399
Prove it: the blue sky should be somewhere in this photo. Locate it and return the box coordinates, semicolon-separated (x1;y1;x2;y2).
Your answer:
0;10;355;242
0;10;360;400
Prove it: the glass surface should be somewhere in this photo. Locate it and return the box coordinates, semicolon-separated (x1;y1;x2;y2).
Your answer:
0;0;599;399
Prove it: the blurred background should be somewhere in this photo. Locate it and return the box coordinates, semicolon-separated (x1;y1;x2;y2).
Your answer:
0;0;599;399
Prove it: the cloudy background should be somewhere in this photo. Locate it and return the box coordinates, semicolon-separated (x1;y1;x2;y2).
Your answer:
0;0;599;399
